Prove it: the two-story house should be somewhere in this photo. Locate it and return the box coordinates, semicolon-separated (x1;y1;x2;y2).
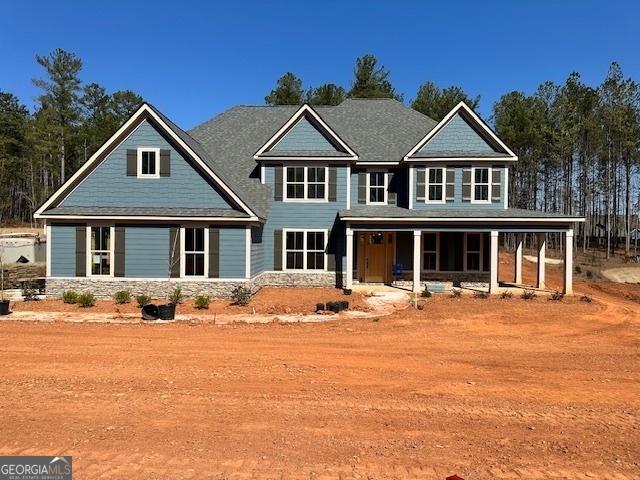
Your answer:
34;99;583;297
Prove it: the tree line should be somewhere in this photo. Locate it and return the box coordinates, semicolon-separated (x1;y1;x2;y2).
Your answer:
1;50;638;257
0;48;143;224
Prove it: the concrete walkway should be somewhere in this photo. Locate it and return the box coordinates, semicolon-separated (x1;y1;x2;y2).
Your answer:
601;266;640;283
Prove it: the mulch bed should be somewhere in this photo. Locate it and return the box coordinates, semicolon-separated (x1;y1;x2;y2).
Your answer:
9;287;370;315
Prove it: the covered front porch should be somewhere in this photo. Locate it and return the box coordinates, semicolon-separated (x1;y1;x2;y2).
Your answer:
344;226;576;295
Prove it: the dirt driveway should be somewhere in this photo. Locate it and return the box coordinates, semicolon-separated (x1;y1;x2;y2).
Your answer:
0;281;639;479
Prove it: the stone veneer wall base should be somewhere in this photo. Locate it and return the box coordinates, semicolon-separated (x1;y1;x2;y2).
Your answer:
46;271;345;299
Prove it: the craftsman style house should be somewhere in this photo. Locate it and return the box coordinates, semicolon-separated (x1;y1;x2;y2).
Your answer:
35;99;582;297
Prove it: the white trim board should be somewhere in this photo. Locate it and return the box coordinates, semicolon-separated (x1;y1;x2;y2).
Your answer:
35;215;260;222
403;101;518;161
34;103;259;219
254;104;358;160
341;216;585;223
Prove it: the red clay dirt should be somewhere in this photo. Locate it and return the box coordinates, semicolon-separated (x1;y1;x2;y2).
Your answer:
0;261;639;479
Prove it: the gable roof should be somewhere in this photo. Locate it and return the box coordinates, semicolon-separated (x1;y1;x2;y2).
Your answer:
404;102;518;161
254;104;358;160
34;103;261;221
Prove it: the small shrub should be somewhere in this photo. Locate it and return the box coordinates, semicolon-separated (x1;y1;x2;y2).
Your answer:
22;282;39;301
574;265;582;274
580;294;593;303
231;285;252;306
501;290;513;300
135;293;152;308
194;294;211;309
549;291;564;301
585;270;593;279
342;288;353;295
450;288;462;298
113;290;131;304
76;292;96;308
474;290;489;299
421;288;432;298
62;290;79;304
168;287;184;305
521;289;537;300
315;302;326;312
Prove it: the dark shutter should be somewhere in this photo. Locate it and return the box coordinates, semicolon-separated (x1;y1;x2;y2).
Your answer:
462;168;472;202
327;254;336;272
75;226;86;277
208;228;219;278
328;167;337;201
126;149;137;176
491;168;501;202
387;172;397;205
357;172;366;204
445;168;455;202
274;229;283;270
114;226;125;277
274;166;283;201
169;227;180;278
416;168;426;202
160;149;171;177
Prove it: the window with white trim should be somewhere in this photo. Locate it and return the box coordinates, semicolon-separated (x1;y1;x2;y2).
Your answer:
423;233;437;271
89;226;112;276
284;166;327;201
183;227;207;276
367;171;387;204
137;148;160;178
472;167;490;203
466;233;481;271
284;230;326;270
426;167;445;203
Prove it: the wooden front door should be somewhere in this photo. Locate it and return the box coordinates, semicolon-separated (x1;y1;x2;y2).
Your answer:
364;233;387;282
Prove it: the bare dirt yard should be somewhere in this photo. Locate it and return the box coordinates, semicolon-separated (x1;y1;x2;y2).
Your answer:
0;263;639;479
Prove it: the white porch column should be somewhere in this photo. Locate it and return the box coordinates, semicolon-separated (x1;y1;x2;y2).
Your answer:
345;227;354;289
489;231;499;293
564;229;574;295
413;230;421;292
514;233;523;284
536;233;546;289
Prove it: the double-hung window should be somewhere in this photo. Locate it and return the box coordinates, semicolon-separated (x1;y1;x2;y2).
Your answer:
284;166;327;201
367;171;387;204
426;167;445;203
472;167;490;203
137;147;160;178
88;226;112;276
423;233;438;271
465;233;481;271
182;227;207;277
284;230;326;271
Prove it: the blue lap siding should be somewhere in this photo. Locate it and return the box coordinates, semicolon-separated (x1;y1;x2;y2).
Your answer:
419;113;498;154
125;226;170;278
50;225;76;277
270;117;339;152
49;223;248;279
263;165;347;271
219;227;247;278
59;120;240;210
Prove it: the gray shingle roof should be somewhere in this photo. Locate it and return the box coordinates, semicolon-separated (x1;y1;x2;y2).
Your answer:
339;206;583;220
44;206;250;218
188;99;438;218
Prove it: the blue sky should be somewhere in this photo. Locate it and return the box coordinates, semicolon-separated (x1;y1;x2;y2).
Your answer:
1;0;638;128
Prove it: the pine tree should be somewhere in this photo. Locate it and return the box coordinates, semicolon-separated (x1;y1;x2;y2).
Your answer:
265;73;304;105
347;54;400;100
411;81;480;120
